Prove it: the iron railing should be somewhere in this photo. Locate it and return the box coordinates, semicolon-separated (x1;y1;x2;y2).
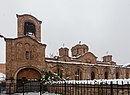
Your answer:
2;79;130;95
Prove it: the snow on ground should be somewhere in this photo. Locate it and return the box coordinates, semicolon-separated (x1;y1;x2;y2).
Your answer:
15;92;60;95
55;78;130;85
2;92;61;95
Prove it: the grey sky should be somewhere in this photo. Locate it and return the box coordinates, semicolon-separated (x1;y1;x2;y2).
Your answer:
0;0;130;65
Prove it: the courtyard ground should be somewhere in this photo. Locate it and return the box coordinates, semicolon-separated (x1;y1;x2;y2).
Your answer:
1;92;60;95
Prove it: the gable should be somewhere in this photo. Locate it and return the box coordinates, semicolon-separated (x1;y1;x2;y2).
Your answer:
78;52;97;64
5;36;46;47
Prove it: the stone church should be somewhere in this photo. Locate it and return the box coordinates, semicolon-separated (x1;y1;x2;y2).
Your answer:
5;14;130;84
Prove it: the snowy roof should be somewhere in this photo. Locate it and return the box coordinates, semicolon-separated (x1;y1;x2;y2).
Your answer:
46;59;121;68
0;73;6;81
123;63;130;68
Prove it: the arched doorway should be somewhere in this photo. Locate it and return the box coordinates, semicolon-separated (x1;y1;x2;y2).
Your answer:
17;68;41;80
16;68;41;92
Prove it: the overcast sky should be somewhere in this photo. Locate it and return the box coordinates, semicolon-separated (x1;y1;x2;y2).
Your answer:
0;0;130;65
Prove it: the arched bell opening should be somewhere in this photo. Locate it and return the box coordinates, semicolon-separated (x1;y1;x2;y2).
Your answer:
24;22;36;36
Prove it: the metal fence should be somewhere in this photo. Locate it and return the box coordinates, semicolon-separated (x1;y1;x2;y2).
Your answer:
48;81;130;95
2;80;130;95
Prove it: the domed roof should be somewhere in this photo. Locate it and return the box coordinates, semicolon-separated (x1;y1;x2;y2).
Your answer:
71;43;89;51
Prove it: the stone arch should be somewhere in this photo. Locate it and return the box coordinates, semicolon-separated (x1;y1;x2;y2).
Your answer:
75;68;82;80
16;43;23;60
126;69;129;79
17;68;40;80
103;67;110;79
51;64;64;78
30;45;38;60
104;71;108;79
91;67;98;79
115;68;122;79
74;65;84;80
91;71;95;80
14;66;41;80
25;43;30;50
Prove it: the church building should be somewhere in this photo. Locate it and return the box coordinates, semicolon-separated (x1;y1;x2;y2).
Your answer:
4;14;130;86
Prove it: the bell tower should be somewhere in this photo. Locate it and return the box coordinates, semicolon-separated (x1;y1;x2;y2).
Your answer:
16;14;42;41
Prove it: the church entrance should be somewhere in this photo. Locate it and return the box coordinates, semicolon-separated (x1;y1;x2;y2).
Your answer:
16;68;41;92
17;68;41;80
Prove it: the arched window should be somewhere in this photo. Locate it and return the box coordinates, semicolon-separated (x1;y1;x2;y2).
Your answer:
126;72;129;79
116;72;119;79
65;49;68;56
83;48;86;53
30;46;37;60
16;43;23;60
91;72;95;80
77;49;79;55
26;51;29;60
24;22;36;36
75;69;82;80
57;68;63;78
25;44;30;60
104;72;108;79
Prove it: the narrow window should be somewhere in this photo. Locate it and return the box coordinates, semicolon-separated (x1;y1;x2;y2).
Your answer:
75;69;82;80
57;68;60;76
79;69;82;80
116;72;119;79
83;48;86;53
57;68;63;78
65;49;67;56
17;43;23;60
77;49;79;54
91;72;95;80
75;71;78;80
126;73;129;79
26;51;29;60
105;72;108;79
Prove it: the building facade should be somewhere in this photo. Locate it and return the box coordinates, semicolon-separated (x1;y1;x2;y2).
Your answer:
5;14;130;84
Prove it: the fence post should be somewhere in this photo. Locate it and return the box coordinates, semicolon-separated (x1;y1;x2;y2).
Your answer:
110;81;113;95
128;82;129;95
106;81;107;95
87;81;88;95
40;82;42;95
117;81;118;95
9;82;11;95
122;81;124;95
98;82;99;95
22;81;24;95
64;81;66;95
94;81;95;95
101;82;103;95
